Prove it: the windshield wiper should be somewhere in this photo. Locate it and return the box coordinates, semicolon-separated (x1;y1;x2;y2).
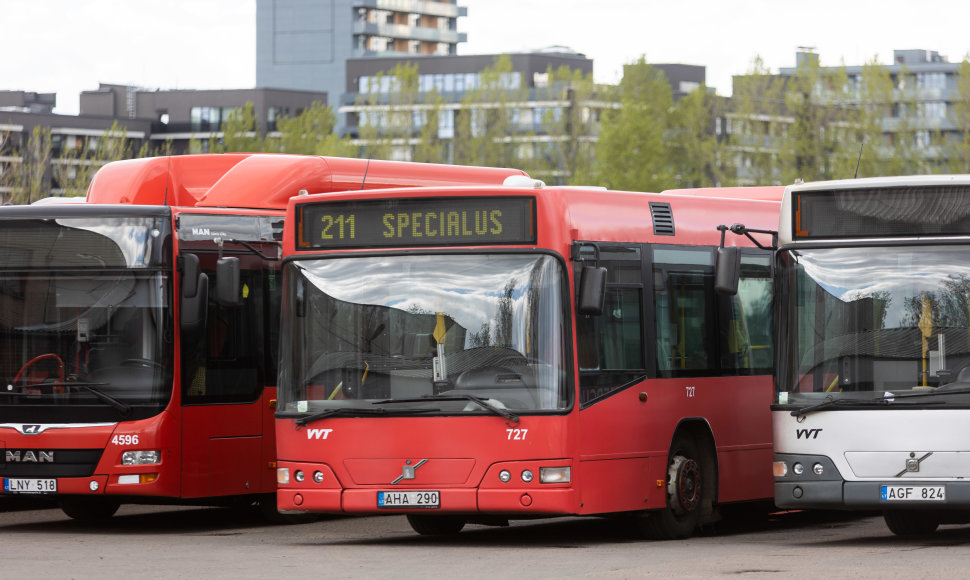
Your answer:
791;395;944;417
293;405;440;427
377;394;520;425
1;381;131;415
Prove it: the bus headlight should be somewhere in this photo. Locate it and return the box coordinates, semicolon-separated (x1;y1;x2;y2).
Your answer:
121;450;161;465
540;466;570;484
813;463;825;476
277;468;290;484
792;462;805;475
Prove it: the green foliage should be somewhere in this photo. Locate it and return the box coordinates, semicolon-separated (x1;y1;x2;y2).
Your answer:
944;58;970;173
57;121;151;197
271;101;356;157
0;125;53;204
218;102;264;153
591;57;676;192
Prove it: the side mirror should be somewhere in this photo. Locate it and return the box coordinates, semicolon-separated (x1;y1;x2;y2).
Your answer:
216;257;241;306
180;253;208;333
715;247;741;296
578;265;607;316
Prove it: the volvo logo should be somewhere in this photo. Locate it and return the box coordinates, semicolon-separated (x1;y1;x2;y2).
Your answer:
5;450;55;463
895;452;933;477
391;459;428;484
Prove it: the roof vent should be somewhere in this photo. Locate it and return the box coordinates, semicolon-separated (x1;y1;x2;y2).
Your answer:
649;202;675;236
503;175;545;188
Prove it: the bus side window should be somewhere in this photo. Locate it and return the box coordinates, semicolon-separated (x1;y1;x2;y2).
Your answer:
654;247;716;377
577;246;646;407
719;253;773;373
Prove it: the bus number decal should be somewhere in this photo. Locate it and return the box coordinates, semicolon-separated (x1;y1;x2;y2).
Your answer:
307;428;334;440
111;434;140;446
320;214;355;241
685;386;696;398
507;428;528;441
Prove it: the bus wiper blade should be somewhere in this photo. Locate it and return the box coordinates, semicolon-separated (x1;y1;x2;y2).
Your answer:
67;383;131;415
890;387;970;399
295;407;387;427
791;397;890;417
2;381;130;415
378;394;520;425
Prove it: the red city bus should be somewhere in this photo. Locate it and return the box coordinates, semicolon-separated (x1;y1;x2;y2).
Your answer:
275;181;784;538
0;153;525;520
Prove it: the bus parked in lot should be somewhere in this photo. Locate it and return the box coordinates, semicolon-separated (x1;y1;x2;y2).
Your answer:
274;181;783;538
771;175;970;536
0;153;523;520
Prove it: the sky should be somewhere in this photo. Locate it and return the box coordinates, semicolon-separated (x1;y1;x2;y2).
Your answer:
6;0;970;116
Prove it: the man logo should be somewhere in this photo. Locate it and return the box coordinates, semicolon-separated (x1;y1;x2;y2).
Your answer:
6;450;55;463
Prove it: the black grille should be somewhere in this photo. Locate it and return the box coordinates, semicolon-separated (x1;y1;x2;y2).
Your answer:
649;202;675;235
0;449;103;477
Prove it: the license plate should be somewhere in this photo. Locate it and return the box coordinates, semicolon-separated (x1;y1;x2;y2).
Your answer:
377;490;440;508
880;485;945;501
3;478;57;494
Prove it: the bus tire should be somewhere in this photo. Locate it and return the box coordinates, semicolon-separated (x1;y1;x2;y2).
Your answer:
642;432;704;540
58;498;121;521
883;510;939;536
406;514;465;536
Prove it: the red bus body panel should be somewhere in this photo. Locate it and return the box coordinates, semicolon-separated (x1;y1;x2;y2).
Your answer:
277;184;783;518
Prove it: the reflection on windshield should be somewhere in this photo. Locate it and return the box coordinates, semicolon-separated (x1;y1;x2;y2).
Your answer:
0;272;170;409
279;254;570;415
778;246;970;402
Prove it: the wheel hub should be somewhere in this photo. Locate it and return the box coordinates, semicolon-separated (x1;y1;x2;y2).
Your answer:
667;455;701;515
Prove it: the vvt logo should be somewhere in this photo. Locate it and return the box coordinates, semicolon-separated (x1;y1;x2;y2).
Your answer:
306;428;333;440
796;428;823;439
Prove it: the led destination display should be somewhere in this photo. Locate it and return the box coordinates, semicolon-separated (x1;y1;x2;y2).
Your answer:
298;197;536;249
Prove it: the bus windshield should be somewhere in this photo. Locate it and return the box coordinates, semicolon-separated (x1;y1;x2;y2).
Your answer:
278;253;570;416
777;245;970;403
0;216;171;422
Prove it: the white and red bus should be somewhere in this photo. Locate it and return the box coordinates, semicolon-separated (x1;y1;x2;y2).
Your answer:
0;153;524;520
770;175;970;536
274;180;783;538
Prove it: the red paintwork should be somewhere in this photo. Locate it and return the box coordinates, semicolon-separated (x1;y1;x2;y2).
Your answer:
278;184;784;518
3;154;526;506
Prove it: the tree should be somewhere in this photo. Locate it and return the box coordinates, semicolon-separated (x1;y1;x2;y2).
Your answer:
217;102;264;153
0;125;52;204
57;121;151;197
668;85;723;187
944;58;970;173
590;57;675;192
453;55;532;170
726;57;787;185
272;101;355;157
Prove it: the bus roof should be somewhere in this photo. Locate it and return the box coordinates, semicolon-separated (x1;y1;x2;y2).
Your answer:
86;154;528;210
284;183;783;255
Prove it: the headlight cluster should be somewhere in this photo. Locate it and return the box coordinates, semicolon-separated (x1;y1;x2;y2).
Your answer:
498;466;570;484
278;468;325;485
122;450;161;465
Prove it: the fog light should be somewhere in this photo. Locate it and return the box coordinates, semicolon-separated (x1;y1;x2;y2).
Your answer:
499;470;511;483
793;486;804;499
540;466;570;484
813;463;824;476
277;468;290;485
122;450;161;465
793;463;805;475
313;471;324;484
521;470;534;483
772;461;788;477
295;470;305;483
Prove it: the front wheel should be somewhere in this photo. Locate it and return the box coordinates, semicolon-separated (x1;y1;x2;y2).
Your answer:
59;498;121;521
406;514;465;536
641;433;705;540
883;510;939;536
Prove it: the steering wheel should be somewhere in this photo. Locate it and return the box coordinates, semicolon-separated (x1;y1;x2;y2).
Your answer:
14;353;65;385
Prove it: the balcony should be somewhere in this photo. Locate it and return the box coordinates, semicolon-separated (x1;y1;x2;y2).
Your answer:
353;0;465;18
354;21;462;43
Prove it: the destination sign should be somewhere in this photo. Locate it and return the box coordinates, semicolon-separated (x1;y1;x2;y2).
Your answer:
297;197;536;249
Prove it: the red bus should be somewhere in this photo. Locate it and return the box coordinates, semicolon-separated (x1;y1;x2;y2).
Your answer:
0;153;524;520
274;181;784;538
